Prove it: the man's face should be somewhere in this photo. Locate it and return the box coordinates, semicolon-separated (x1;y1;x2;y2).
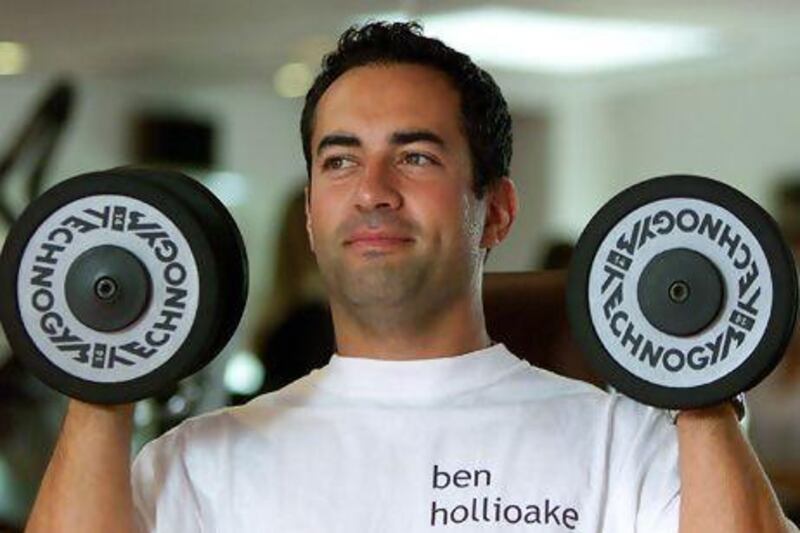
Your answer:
305;63;489;315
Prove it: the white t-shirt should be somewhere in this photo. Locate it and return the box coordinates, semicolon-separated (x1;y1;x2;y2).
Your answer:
132;343;680;532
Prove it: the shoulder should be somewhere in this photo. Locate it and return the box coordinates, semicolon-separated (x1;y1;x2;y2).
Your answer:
485;353;608;408
501;355;674;439
135;371;321;465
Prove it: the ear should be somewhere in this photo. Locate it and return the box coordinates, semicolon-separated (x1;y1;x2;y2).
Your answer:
480;177;517;249
304;185;316;253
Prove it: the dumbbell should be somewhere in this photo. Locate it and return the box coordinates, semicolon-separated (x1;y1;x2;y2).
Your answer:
0;167;248;404
568;175;798;409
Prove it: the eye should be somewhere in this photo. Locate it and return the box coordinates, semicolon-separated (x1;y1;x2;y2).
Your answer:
322;156;356;171
401;152;438;166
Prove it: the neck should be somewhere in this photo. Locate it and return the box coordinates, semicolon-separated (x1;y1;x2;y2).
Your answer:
330;291;492;360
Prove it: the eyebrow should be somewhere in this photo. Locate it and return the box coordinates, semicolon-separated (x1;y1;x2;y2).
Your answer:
315;129;447;157
316;133;360;156
390;129;446;149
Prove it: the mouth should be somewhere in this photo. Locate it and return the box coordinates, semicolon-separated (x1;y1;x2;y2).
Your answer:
345;237;415;250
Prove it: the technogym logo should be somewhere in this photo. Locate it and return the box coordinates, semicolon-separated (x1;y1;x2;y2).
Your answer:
429;465;580;529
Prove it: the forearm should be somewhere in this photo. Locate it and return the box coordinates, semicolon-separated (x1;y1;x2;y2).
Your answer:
25;400;139;533
677;403;794;533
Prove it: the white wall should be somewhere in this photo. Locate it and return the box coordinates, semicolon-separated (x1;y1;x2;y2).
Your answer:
537;66;800;240
610;69;800;211
0;77;131;200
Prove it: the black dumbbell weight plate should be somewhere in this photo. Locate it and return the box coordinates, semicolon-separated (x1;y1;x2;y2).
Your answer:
109;167;248;377
0;171;222;404
567;175;798;409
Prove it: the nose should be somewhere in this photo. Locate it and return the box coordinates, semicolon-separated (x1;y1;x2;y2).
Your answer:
354;159;402;211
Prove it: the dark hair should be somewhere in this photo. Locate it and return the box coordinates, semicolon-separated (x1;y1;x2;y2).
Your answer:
300;21;513;199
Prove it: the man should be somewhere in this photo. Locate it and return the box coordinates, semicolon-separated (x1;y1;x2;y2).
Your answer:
26;21;795;532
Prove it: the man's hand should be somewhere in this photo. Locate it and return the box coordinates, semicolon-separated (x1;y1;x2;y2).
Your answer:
677;403;797;533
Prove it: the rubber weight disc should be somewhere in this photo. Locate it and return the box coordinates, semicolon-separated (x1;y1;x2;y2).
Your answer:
0;170;224;404
106;167;248;377
567;175;798;409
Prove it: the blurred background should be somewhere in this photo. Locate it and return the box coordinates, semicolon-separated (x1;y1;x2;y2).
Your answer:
1;0;800;529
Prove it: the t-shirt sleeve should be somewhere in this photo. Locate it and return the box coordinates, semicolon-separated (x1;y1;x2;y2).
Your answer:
608;394;681;533
131;426;204;532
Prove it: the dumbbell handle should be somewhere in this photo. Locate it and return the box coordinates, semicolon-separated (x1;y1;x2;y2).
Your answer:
25;401;138;533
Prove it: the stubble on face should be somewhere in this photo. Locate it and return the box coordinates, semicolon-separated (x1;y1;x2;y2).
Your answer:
326;208;431;312
318;192;485;336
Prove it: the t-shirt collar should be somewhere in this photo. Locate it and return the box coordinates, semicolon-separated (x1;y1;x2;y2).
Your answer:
308;342;524;402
